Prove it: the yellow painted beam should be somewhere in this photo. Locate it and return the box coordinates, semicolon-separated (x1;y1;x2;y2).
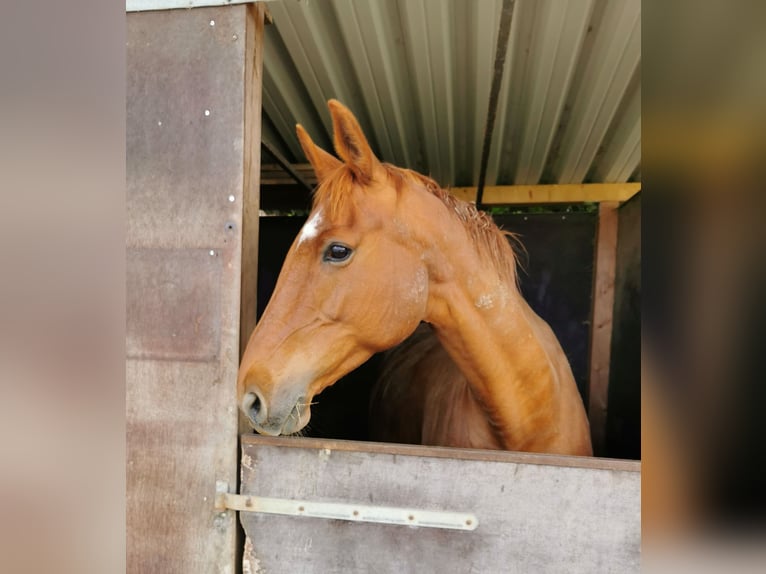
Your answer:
450;183;641;205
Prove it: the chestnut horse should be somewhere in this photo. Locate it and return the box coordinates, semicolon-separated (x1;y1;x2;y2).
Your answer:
238;100;592;456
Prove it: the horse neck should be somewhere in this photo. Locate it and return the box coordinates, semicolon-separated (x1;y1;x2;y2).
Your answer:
419;209;572;452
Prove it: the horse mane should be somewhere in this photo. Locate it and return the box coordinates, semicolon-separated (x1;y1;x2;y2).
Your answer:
313;164;523;287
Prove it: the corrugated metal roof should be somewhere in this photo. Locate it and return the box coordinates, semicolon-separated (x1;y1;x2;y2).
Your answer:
261;0;640;194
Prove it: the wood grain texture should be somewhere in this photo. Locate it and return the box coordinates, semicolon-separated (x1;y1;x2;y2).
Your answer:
127;248;222;362
450;183;640;205
242;435;640;472
588;202;620;455
127;6;250;572
239;3;266;359
259;178;640;211
240;436;640;573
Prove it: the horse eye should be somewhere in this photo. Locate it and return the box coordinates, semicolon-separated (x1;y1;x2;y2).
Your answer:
324;243;353;263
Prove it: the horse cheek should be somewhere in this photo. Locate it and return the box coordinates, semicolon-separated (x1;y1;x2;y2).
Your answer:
375;270;427;349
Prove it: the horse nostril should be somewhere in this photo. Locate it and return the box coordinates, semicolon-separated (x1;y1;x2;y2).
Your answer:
242;391;267;425
250;394;261;416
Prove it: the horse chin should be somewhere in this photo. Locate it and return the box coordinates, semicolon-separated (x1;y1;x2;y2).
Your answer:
279;409;311;436
250;408;311;437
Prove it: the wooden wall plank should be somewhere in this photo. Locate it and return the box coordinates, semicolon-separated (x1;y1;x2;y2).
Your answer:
588;202;620;455
127;6;252;572
127;248;223;361
450;182;640;205
259;180;640;211
239;436;640;573
239;3;266;357
242;435;641;472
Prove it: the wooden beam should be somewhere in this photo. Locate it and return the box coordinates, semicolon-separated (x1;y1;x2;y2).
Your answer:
240;3;266;358
262;141;314;193
588;202;619;456
127;6;252;572
242;434;641;472
450;182;640;205
260;162;318;186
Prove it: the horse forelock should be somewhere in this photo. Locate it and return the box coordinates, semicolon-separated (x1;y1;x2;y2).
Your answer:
311;166;356;220
311;163;521;287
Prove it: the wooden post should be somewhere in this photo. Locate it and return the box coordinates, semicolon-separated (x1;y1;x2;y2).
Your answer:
588;201;619;455
239;3;266;358
126;6;260;572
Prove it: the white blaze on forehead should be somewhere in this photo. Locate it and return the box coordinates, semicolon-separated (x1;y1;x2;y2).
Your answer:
298;209;323;245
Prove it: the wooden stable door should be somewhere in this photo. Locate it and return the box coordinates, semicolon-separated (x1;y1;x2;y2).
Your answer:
237;436;640;573
126;4;264;572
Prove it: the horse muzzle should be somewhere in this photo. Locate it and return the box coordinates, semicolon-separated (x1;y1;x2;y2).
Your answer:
241;389;311;436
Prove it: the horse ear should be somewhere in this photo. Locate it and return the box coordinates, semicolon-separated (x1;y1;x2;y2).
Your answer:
328;99;378;181
296;124;342;182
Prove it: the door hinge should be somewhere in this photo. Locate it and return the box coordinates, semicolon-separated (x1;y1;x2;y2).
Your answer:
215;480;478;531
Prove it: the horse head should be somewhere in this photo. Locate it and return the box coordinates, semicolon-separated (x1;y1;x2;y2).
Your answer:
237;100;438;435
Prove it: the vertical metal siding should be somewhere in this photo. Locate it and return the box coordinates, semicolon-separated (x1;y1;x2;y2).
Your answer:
262;0;641;187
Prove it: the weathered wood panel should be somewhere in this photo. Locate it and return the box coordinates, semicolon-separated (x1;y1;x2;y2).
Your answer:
260;180;641;212
239;436;641;573
589;202;619;455
127;6;257;572
451;182;641;205
239;4;266;357
127;248;223;362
